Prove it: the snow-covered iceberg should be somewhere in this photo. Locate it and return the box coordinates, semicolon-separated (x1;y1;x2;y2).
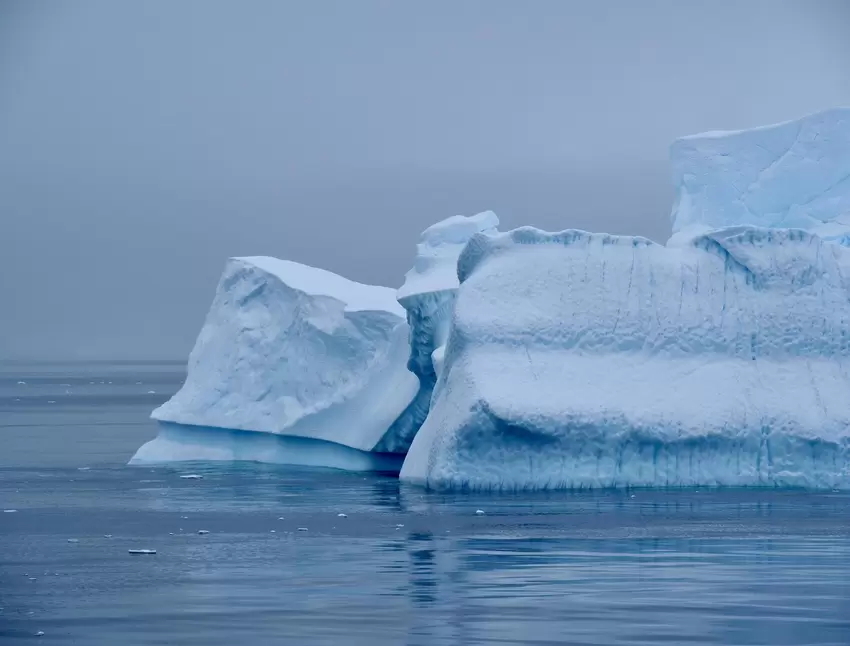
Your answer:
670;107;850;244
395;211;499;438
131;256;420;468
400;226;850;490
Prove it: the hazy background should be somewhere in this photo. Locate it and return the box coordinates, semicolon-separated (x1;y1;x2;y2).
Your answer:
2;0;850;360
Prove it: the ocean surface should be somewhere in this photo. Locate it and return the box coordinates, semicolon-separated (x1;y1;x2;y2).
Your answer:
1;361;850;646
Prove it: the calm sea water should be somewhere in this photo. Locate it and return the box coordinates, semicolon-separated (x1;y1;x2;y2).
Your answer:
1;362;850;646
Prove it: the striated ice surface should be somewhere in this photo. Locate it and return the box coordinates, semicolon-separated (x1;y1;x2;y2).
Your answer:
392;211;499;444
670;107;850;244
133;256;420;465
400;226;850;491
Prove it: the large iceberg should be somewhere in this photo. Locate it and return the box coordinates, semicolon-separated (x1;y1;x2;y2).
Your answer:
400;226;850;490
395;211;499;437
131;256;420;468
670;107;850;244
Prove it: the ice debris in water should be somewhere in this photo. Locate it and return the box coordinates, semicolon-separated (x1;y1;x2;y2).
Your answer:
3;509;17;513
128;549;156;555
35;631;44;637
197;530;209;535
103;534;112;538
297;527;308;532
337;513;347;518
67;538;79;543
17;381;26;385
475;510;485;515
179;474;203;480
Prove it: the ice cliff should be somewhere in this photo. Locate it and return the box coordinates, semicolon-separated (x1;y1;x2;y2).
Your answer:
400;226;850;490
131;256;419;467
395;211;499;440
670;107;850;244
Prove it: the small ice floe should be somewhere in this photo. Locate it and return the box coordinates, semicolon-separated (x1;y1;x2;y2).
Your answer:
103;534;112;538
630;494;636;499
197;530;209;535
147;390;156;395
337;513;347;518
181;516;189;519
3;509;17;513
35;631;44;637
297;527;308;532
16;381;26;385
67;538;79;543
475;509;485;515
278;517;285;520
29;577;37;581
395;523;404;529
270;530;276;533
128;549;156;555
78;466;91;471
179;474;203;480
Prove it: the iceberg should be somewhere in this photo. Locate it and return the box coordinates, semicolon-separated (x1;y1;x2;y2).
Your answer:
395;211;499;438
131;256;419;468
670;107;850;244
400;226;850;490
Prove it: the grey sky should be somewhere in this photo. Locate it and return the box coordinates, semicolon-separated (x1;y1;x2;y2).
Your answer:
2;0;849;360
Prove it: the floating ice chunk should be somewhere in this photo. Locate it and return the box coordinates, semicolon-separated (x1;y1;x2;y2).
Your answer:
197;530;209;535
103;534;112;538
17;381;26;385
337;513;347;518
147;390;156;394
67;538;78;543
35;631;44;636
3;509;17;513
136;257;420;464
179;474;203;480
401;226;850;491
475;510;485;515
297;527;308;532
128;549;156;555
